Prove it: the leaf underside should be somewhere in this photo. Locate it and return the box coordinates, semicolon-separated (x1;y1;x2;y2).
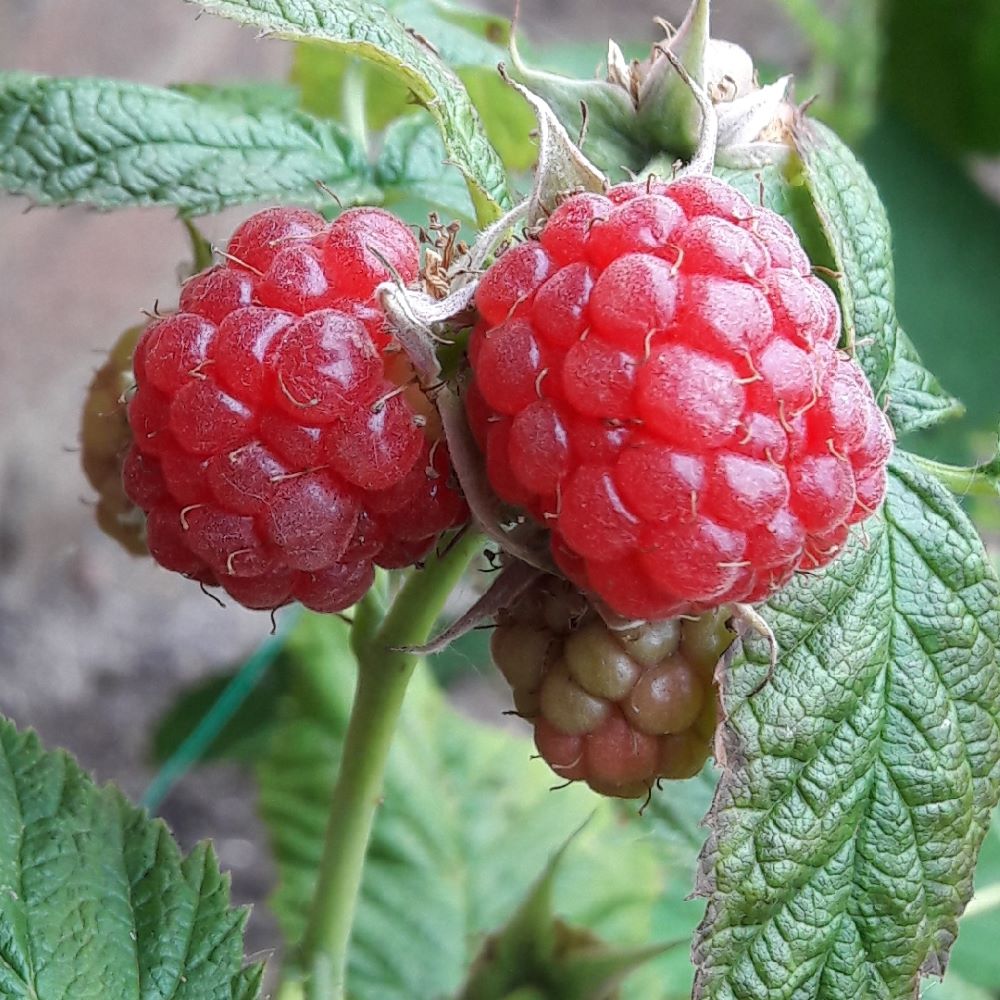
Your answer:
693;454;1000;999
192;0;510;224
0;72;375;214
375;115;476;223
0;717;260;999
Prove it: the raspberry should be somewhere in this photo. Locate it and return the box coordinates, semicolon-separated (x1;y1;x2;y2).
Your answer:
124;206;467;613
468;176;893;620
491;575;734;798
80;324;148;555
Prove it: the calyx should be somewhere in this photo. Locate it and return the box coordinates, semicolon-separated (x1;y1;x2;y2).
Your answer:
511;0;798;172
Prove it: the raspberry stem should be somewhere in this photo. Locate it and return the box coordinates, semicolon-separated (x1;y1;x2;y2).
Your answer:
292;529;484;1000
349;575;389;659
341;58;370;157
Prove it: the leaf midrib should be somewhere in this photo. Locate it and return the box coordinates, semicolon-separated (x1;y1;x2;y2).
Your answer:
706;526;898;992
710;466;993;997
5;93;347;162
701;543;886;990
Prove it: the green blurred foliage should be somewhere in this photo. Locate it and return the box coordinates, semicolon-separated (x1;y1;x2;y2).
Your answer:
857;116;1000;462
292;44;411;127
883;0;1000;155
428;622;493;687
151;660;290;765
943;814;1000;995
769;0;1000;465
771;0;880;142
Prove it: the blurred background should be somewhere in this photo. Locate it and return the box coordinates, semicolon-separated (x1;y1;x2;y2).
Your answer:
1;0;999;991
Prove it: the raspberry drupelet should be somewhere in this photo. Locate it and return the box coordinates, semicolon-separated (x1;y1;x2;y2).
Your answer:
124;207;467;613
491;575;735;798
467;176;894;620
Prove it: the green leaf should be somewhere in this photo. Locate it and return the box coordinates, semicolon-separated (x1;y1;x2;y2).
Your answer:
375;115;475;223
151;663;289;765
297;0;508;82
794;120;963;435
292;0;519;161
0;715;261;998
693;452;1000;999
171;80;301;114
232;963;266;1000
459;69;538;172
389;0;508;69
0;73;376;214
524;39;648;80
256;614;674;1000
940;808;1000;992
459;832;674;1000
194;0;510;225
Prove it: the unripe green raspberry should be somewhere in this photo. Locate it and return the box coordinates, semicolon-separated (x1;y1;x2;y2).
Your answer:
490;574;736;798
490;623;554;692
681;611;735;674
617;619;681;667
564;621;642;700
624;656;705;736
539;661;612;735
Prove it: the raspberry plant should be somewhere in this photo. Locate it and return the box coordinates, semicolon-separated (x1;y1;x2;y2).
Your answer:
2;1;1000;999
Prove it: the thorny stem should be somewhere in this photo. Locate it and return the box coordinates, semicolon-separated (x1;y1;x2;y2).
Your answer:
294;530;484;1000
909;453;1000;500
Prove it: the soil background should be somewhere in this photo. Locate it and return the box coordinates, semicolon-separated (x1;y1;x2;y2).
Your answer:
0;0;898;975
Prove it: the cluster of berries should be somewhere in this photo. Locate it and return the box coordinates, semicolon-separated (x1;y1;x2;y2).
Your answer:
96;171;894;791
121;207;466;612
466;176;893;621
491;575;734;798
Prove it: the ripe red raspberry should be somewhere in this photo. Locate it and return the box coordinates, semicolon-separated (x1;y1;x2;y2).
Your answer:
80;324;149;555
124;206;467;612
491;576;734;798
468;176;893;620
